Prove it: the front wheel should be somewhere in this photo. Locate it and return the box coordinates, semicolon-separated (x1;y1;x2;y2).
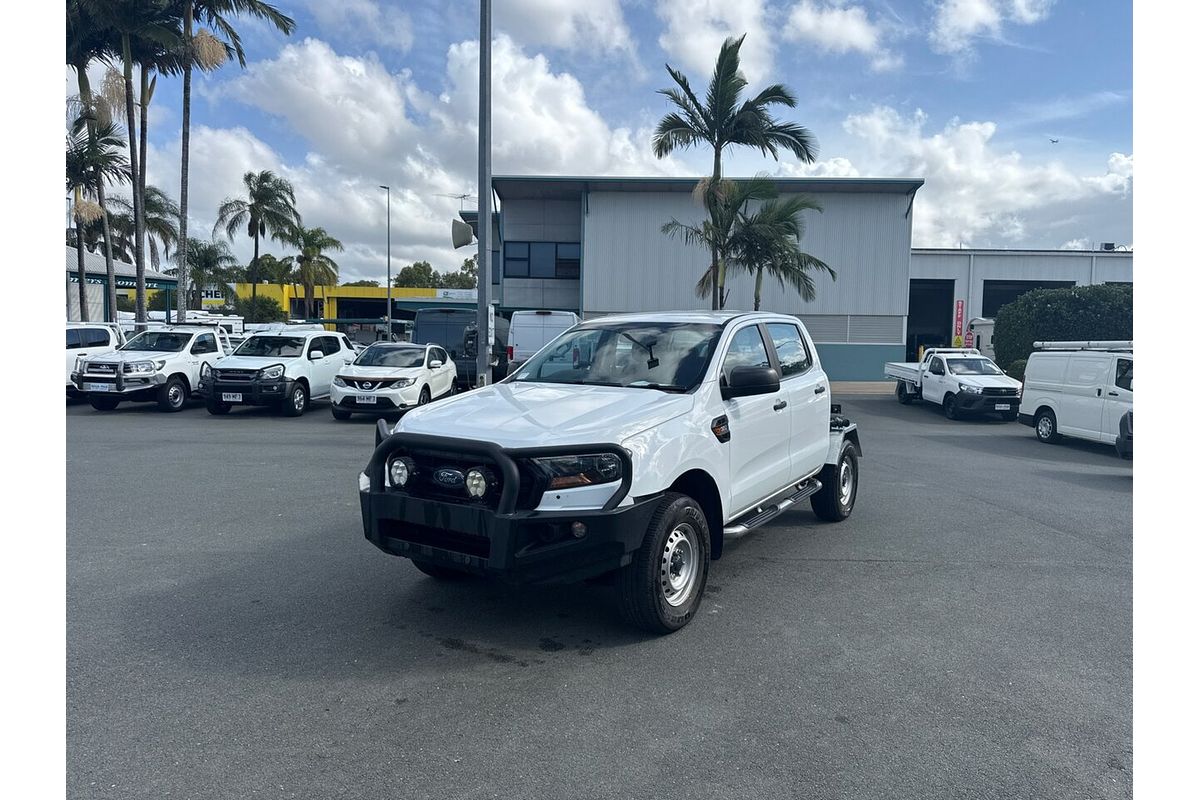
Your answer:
417;386;431;406
616;493;710;634
943;393;959;420
811;440;859;522
281;383;308;417
157;376;187;412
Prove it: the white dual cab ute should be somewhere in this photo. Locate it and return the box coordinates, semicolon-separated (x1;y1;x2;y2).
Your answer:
360;311;862;633
1018;341;1132;453
885;348;1022;420
66;322;124;393
330;342;458;419
71;325;231;411
198;329;357;416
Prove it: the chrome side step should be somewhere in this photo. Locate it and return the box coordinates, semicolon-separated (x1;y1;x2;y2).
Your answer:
723;479;823;539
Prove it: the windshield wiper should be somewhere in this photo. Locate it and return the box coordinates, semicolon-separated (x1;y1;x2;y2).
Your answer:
627;382;687;393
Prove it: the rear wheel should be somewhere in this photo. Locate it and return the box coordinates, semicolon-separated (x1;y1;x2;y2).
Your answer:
412;560;474;580
88;396;120;411
1034;409;1061;443
206;397;231;415
943;393;959;420
157;376;187;412
331;404;352;420
896;381;913;405
282;383;308;417
811;440;859;522
617;492;710;634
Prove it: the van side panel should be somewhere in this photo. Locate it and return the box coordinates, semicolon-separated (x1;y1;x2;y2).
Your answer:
1059;354;1110;439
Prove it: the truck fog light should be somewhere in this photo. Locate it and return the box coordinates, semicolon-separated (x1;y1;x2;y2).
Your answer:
388;457;413;487
465;468;488;498
571;521;587;539
358;472;370;492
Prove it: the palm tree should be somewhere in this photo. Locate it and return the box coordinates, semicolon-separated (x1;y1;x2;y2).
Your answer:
213;170;302;302
726;195;835;311
652;34;818;308
281;227;343;319
175;1;296;322
169;238;239;309
66;122;130;321
106;186;180;270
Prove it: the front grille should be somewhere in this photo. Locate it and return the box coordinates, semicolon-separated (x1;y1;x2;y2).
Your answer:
87;362;119;375
215;369;257;381
981;387;1019;396
380;519;490;558
344;378;397;390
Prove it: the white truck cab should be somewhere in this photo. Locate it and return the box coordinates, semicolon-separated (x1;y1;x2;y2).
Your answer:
1018;341;1133;449
360;311;862;634
71;325;231;411
200;329;357;417
885;347;1023;420
66;322;124;393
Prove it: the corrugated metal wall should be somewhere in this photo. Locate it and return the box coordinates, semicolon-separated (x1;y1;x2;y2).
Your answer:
581;190;914;318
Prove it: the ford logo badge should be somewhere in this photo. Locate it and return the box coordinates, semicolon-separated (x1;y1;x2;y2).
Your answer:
434;468;465;488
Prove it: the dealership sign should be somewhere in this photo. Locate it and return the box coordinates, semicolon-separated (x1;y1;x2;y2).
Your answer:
68;274;174;290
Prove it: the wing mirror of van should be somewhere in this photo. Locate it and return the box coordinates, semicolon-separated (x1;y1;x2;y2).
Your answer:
721;366;780;400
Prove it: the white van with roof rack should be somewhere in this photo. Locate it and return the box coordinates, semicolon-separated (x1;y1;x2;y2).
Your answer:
1017;341;1133;451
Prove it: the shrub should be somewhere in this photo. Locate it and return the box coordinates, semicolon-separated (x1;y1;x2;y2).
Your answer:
993;284;1133;368
1006;358;1027;381
232;295;287;323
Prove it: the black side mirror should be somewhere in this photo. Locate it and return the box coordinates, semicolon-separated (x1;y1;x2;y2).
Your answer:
721;365;780;400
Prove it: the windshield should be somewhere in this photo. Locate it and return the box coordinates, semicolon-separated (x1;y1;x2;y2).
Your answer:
234;336;306;358
510;321;721;391
355;345;426;368
947;358;1003;376
119;331;190;353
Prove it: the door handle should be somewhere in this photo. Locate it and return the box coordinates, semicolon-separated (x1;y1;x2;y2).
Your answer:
773;400;788;411
814;385;826;395
1108;391;1119;397
1096;388;1102;396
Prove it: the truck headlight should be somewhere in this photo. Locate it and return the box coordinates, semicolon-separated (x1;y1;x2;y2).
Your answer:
259;364;285;380
200;362;212;378
388;456;415;488
958;383;982;394
129;360;163;374
534;453;623;489
333;375;347;387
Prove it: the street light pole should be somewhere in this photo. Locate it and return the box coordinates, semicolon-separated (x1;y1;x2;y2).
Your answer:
380;184;391;340
476;0;492;386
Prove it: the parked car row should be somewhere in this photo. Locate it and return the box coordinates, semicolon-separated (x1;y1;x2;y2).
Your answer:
68;325;460;419
885;342;1133;458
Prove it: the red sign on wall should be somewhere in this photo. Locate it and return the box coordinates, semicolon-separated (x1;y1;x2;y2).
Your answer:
964;330;975;348
954;300;964;337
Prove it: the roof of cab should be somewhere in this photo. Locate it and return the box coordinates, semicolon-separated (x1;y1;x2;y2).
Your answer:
579;310;789;325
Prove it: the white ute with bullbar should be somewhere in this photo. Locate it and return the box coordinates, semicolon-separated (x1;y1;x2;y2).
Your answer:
359;311;862;633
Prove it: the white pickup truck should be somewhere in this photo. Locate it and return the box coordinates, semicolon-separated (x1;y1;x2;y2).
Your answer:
359;311;862;633
71;325;232;411
884;348;1023;420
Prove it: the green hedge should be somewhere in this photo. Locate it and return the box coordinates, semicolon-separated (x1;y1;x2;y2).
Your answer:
1006;358;1027;381
993;284;1133;368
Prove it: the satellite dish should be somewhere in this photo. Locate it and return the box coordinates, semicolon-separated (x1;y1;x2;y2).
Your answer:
451;218;475;249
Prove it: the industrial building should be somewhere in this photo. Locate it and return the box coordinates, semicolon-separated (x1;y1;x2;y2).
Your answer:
462;176;1133;379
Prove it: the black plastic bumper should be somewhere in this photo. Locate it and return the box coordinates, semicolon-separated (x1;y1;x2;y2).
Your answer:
201;378;293;405
360;432;651;584
955;392;1020;413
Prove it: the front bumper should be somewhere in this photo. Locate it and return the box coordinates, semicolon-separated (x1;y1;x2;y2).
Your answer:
954;391;1020;413
71;370;166;397
200;377;293;405
360;432;648;584
331;383;418;412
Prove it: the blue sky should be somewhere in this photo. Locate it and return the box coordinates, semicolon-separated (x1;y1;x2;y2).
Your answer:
82;0;1132;282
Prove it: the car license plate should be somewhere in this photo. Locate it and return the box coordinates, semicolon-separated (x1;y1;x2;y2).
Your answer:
995;403;1010;411
221;393;243;402
84;382;110;392
356;395;377;404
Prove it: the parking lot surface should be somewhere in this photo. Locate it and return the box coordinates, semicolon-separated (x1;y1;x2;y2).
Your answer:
66;393;1131;799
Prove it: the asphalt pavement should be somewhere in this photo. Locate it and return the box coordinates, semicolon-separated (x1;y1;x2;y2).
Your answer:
66;391;1132;799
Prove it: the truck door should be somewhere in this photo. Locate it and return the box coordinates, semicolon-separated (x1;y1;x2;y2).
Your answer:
1100;357;1133;444
922;356;947;403
720;324;792;514
765;322;829;480
1061;354;1109;439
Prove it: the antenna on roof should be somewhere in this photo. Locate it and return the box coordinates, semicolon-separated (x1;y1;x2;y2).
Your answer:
436;192;477;211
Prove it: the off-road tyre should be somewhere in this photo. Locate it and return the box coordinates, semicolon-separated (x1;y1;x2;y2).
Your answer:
88;396;120;411
811;440;859;522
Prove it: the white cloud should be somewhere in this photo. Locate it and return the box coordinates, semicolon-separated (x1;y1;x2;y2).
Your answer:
782;1;903;72
929;0;1054;57
497;0;635;55
1060;238;1088;250
838;105;1131;247
656;0;773;85
777;156;861;177
299;0;413;51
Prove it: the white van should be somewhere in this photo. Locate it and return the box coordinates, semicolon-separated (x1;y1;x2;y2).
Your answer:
967;318;995;359
505;310;580;374
1018;341;1132;447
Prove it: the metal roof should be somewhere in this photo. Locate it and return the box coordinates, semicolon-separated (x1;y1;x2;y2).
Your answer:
913;247;1132;256
493;175;924;200
65;245;176;283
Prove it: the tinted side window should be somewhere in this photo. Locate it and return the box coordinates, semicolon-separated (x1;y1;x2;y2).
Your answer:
1115;359;1133;392
191;333;217;354
325;336;343;356
307;337;325;357
82;328;111;347
722;326;771;382
929;358;944;375
765;323;812;378
66;329;82;349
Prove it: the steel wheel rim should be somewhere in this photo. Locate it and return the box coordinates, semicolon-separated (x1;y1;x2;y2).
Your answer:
1037;416;1052;438
293;388;305;411
168;384;184;407
839;457;854;505
660;523;699;608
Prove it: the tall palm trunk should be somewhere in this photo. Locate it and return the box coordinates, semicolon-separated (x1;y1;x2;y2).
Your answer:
75;66;119;322
138;65;150;268
176;4;193;324
753;267;764;311
121;35;146;328
305;280;314;320
709;148;722;310
251;232;259;301
74;192;89;321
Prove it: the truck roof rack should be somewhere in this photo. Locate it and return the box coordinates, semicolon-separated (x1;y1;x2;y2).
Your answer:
1033;340;1133;351
923;347;980;356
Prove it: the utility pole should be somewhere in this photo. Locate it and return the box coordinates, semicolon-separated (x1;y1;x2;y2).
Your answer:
380;185;392;340
476;0;492;386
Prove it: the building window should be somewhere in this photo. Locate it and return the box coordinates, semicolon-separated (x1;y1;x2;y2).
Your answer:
492;250;501;284
502;241;580;279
